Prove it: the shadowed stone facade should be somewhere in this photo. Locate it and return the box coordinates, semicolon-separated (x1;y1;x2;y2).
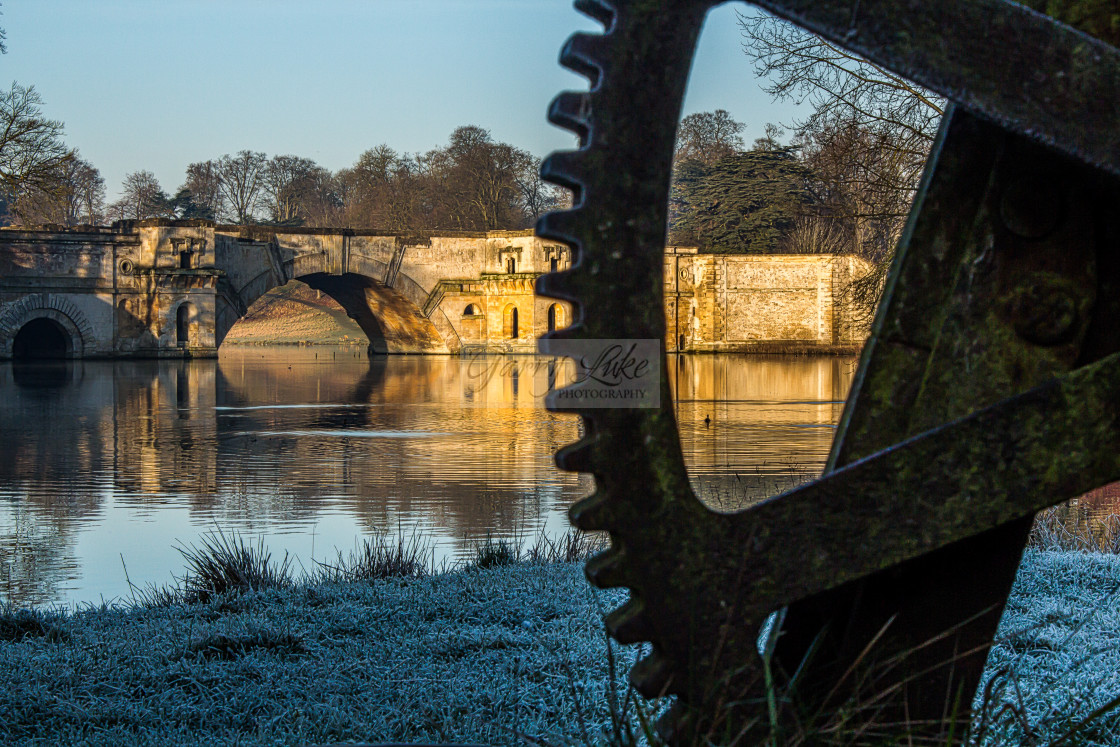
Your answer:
0;221;869;359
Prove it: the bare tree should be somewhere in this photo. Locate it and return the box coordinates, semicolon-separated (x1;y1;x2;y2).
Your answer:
740;11;942;238
111;170;170;221
262;155;321;225
72;159;105;225
297;167;344;228
674;109;746;166
338;129;563;232
739;11;946;319
338;144;423;230
423;126;537;230
10;153;104;226
175;160;224;220
781;214;847;255
518;156;568;223
215;150;267;224
0;83;73;195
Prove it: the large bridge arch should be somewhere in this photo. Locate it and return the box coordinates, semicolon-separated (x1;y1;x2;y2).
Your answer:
0;294;94;359
214;236;458;354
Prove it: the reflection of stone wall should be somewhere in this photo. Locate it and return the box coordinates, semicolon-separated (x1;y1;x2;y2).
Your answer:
671;354;857;509
664;248;872;353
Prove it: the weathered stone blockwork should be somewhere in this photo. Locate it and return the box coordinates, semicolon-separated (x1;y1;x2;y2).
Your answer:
0;222;574;358
664;247;872;353
0;222;869;359
0;223;219;359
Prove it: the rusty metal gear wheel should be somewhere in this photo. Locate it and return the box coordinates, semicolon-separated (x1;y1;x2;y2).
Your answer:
536;0;1120;741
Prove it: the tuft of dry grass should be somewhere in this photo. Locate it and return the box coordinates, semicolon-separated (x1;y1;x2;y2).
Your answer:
175;529;294;603
470;530;606;570
524;529;607;565
314;529;433;582
0;604;67;643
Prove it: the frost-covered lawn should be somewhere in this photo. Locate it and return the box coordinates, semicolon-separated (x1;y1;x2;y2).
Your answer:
1;551;1119;746
977;550;1120;745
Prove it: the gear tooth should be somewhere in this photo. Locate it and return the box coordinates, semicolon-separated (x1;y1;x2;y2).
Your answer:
569;489;621;531
631;650;679;698
536;208;583;245
539;322;584;346
560;32;608;85
548;91;591;141
606;598;653;643
546;377;610;416
535;269;581;303
540;152;585;194
573;0;615;28
586;545;630;588
554;437;594;473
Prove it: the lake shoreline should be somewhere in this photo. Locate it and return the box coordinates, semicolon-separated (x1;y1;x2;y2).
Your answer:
2;550;1119;745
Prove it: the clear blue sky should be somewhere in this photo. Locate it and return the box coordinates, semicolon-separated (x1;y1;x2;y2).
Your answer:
2;0;802;201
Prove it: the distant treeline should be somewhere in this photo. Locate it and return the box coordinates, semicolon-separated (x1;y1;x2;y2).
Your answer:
0;77;910;267
5;124;568;234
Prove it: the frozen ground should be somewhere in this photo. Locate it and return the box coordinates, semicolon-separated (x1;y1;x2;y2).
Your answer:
976;550;1120;744
0;551;1118;745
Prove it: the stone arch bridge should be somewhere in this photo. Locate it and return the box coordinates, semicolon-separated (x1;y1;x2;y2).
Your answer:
0;220;870;359
0;220;574;358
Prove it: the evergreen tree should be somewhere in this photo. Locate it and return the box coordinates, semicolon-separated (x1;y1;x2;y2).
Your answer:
669;149;810;253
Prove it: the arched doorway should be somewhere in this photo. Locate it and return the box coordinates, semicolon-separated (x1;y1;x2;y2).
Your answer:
503;304;519;339
176;303;194;347
12;318;70;359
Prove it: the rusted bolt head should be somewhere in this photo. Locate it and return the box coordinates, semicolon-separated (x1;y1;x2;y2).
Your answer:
999;178;1062;239
1011;283;1079;346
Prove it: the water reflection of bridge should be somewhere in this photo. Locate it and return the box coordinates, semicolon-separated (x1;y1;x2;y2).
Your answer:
0;350;587;605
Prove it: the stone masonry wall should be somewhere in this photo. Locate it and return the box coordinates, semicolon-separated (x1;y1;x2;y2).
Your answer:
664;248;872;353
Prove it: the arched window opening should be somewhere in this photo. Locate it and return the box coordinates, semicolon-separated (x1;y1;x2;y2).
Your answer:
503;305;519;339
547;303;564;333
463;303;481;317
176;303;193;347
12;318;69;360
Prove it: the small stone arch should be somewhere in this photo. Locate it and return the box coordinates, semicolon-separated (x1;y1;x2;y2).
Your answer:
0;294;93;359
175;301;199;347
463;303;482;317
503;304;519;339
546;303;566;333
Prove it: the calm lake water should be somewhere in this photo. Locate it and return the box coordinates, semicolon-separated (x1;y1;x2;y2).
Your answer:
0;348;856;607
